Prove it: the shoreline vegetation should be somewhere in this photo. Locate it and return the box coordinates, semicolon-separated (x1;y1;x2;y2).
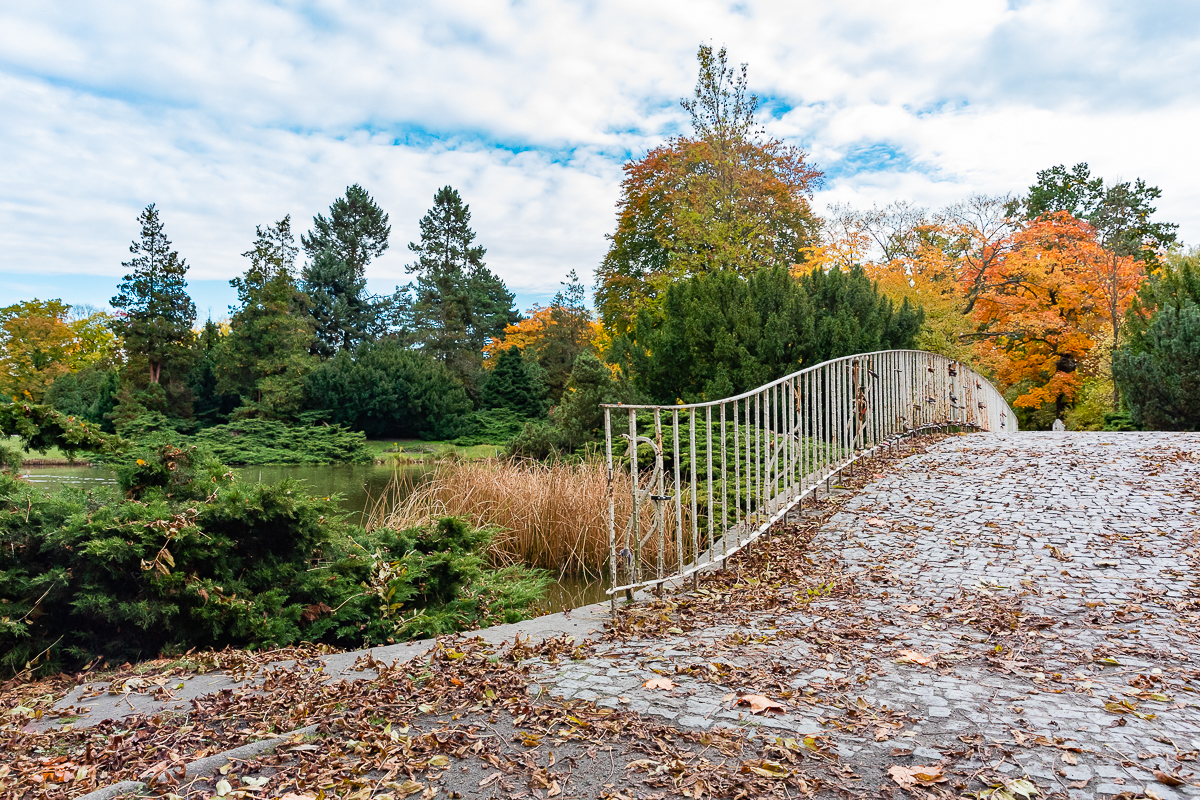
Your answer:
0;405;551;679
15;436;506;468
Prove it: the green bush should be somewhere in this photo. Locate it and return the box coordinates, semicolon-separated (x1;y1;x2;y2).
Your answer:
453;408;530;447
0;440;548;676
192;417;375;465
44;367;121;433
305;339;472;440
1114;303;1200;430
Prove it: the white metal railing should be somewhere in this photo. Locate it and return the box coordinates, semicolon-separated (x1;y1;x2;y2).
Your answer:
601;350;1017;613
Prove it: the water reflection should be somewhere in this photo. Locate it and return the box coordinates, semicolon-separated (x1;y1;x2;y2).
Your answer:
20;463;429;523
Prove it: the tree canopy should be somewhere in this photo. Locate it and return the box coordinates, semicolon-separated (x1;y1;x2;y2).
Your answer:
301;184;392;356
595;45;822;335
110;204;197;384
406;186;518;384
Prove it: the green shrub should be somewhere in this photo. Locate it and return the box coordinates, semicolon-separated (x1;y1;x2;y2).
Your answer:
305;339;472;440
0;440;548;677
1114;303;1200;430
44;367;120;433
192;417;375;465
453;408;529;447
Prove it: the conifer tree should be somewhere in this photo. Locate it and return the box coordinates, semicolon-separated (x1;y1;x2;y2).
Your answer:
111;204;197;384
407;187;518;382
480;346;546;417
219;216;316;418
301;185;391;356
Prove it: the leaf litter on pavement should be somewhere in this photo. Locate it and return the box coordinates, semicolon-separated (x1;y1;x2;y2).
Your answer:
6;432;1200;799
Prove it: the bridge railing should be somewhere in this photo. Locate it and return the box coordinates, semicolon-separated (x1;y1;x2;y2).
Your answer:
601;350;1017;613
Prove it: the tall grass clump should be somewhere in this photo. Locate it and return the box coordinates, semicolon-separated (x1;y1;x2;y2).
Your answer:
368;459;685;579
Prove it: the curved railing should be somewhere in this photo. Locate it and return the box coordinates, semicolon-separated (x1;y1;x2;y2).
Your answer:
600;350;1017;612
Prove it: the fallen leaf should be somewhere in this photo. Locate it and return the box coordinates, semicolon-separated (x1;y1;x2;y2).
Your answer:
1061;752;1077;765
1153;770;1185;787
887;764;947;788
1067;779;1089;789
866;518;886;527
737;694;785;714
900;604;921;613
896;649;935;667
743;760;789;778
395;780;424;797
1006;778;1038;798
277;795;317;800
644;677;675;690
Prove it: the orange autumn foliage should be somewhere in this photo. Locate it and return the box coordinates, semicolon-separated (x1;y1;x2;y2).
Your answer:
967;212;1143;410
482;307;601;367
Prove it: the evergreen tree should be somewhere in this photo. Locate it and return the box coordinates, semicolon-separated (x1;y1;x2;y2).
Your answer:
554;350;623;442
407;187;518;383
800;264;924;363
111;204;197;384
304;338;472;439
1114;255;1200;430
219;217;316;418
622;266;923;404
301;185;391;356
188;319;232;426
480;346;547;418
1114;304;1200;430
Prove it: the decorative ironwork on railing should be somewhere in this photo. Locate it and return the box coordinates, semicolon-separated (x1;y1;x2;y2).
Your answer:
601;350;1017;615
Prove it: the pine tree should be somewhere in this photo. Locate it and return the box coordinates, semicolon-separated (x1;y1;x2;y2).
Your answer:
301;185;391;357
219;217;316;418
111;205;197;384
480;346;546;417
407;187;518;382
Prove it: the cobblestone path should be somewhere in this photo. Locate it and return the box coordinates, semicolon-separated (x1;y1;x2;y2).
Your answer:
527;432;1200;798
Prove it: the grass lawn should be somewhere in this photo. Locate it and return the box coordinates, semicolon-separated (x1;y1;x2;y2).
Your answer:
12;437;92;466
366;439;503;461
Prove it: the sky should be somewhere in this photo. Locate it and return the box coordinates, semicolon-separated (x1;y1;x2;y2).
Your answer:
2;0;1199;319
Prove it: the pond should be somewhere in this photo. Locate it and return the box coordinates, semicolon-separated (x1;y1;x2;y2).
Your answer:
19;464;610;610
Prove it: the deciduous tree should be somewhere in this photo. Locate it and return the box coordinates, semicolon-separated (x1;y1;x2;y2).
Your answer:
483;271;598;402
596;45;821;335
966;213;1118;415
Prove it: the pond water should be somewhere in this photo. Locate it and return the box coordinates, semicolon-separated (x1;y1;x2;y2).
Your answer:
19;464;610;610
20;463;427;524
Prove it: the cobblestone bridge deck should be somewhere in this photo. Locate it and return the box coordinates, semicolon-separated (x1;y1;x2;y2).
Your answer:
528;432;1200;798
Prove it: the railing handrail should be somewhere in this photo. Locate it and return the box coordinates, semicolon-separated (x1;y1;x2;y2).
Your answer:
602;350;1017;615
600;349;972;411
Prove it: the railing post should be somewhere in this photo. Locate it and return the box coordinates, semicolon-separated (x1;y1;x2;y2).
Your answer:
606;407;616;620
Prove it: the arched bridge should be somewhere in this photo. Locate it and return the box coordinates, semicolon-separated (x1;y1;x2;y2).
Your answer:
602;350;1017;606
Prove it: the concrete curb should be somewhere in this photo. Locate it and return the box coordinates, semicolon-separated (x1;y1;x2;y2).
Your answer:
75;724;320;800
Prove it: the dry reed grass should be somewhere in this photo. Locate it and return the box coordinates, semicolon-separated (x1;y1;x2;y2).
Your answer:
367;459;683;579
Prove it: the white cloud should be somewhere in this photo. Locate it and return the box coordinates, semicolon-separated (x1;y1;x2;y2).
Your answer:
2;0;1198;307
